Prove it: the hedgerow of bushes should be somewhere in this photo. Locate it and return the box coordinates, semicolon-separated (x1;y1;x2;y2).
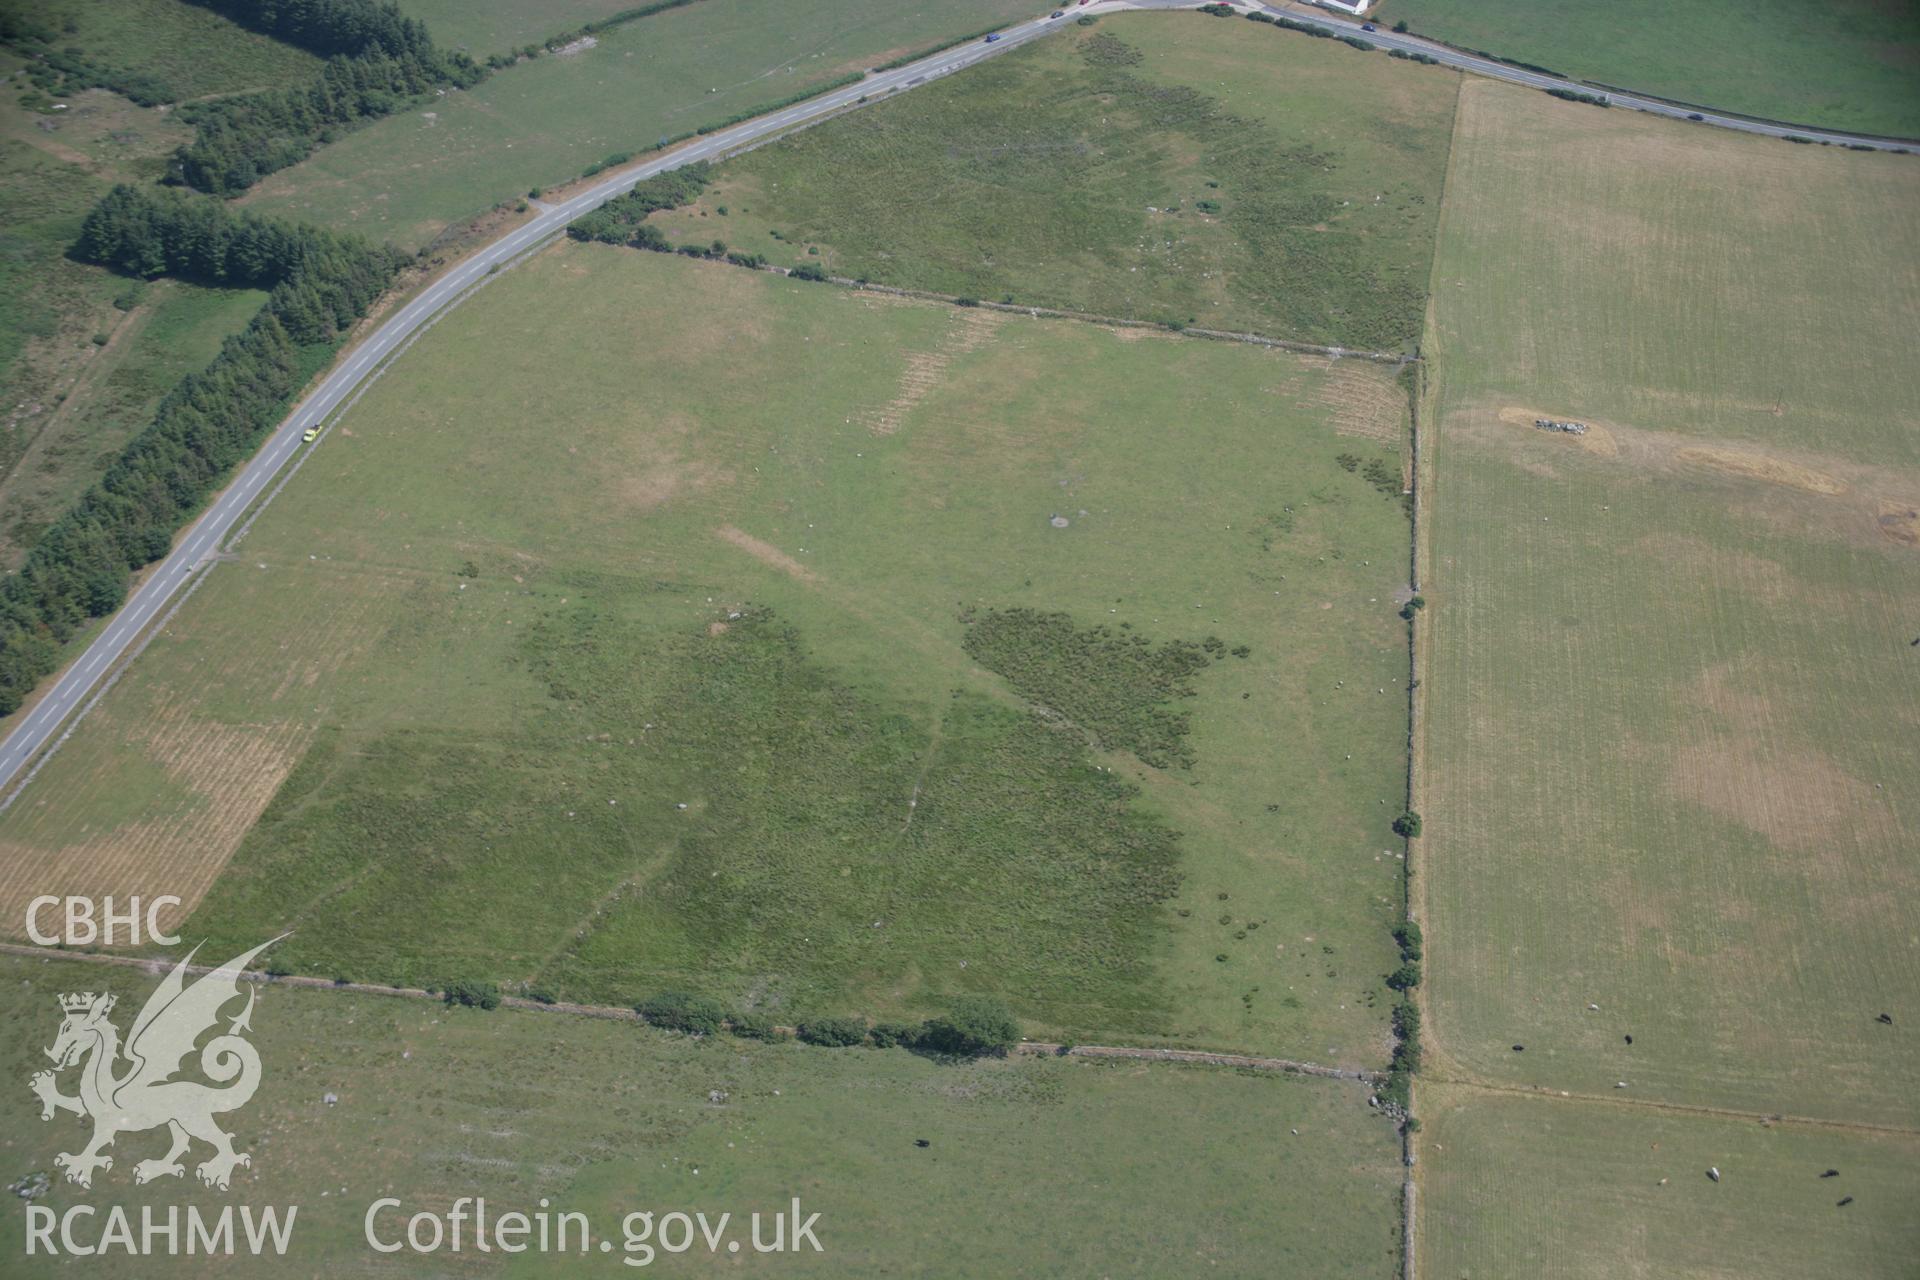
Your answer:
566;163;713;243
632;994;1022;1057
869;26;1008;73
1545;87;1611;108
1378;920;1422;1114
442;978;502;1009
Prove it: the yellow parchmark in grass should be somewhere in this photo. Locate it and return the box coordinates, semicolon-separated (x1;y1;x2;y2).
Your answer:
1674;445;1846;496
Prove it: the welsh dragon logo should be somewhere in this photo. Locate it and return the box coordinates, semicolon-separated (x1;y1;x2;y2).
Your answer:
30;937;282;1191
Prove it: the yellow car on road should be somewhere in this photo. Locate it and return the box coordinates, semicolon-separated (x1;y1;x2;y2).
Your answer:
302;427;320;443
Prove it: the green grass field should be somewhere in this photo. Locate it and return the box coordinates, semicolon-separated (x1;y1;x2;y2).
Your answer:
0;246;1416;1064
9;0;321;103
393;0;678;56
239;0;1046;250
1420;80;1920;1127
655;14;1459;351
389;0;660;56
1374;0;1920;136
0;953;1405;1276
1416;1084;1920;1279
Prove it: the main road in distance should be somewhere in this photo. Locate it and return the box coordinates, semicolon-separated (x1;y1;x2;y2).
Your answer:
4;0;1909;800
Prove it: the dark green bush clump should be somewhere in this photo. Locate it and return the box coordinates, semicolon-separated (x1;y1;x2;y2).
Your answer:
1545;87;1610;108
567;164;712;243
443;978;501;1009
1380;997;1422;1111
637;990;728;1035
1393;811;1422;838
727;1012;783;1040
868;1021;923;1049
796;1016;869;1047
919;996;1020;1056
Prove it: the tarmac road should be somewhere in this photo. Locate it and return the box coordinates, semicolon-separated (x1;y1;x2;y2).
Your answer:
2;0;1908;802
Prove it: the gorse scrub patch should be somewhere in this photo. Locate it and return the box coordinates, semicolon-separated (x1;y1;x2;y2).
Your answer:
1081;31;1143;66
567;163;712;244
189;607;1186;1034
675;17;1456;350
960;607;1225;770
1337;451;1411;514
636;990;728;1035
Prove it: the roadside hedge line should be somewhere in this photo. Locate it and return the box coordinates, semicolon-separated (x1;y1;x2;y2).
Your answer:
565;163;711;242
171;0;482;195
0;187;407;715
869;25;1007;72
650;71;867;154
1545;86;1610;107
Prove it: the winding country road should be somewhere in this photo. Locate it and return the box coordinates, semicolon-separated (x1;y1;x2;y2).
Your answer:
2;0;1909;803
